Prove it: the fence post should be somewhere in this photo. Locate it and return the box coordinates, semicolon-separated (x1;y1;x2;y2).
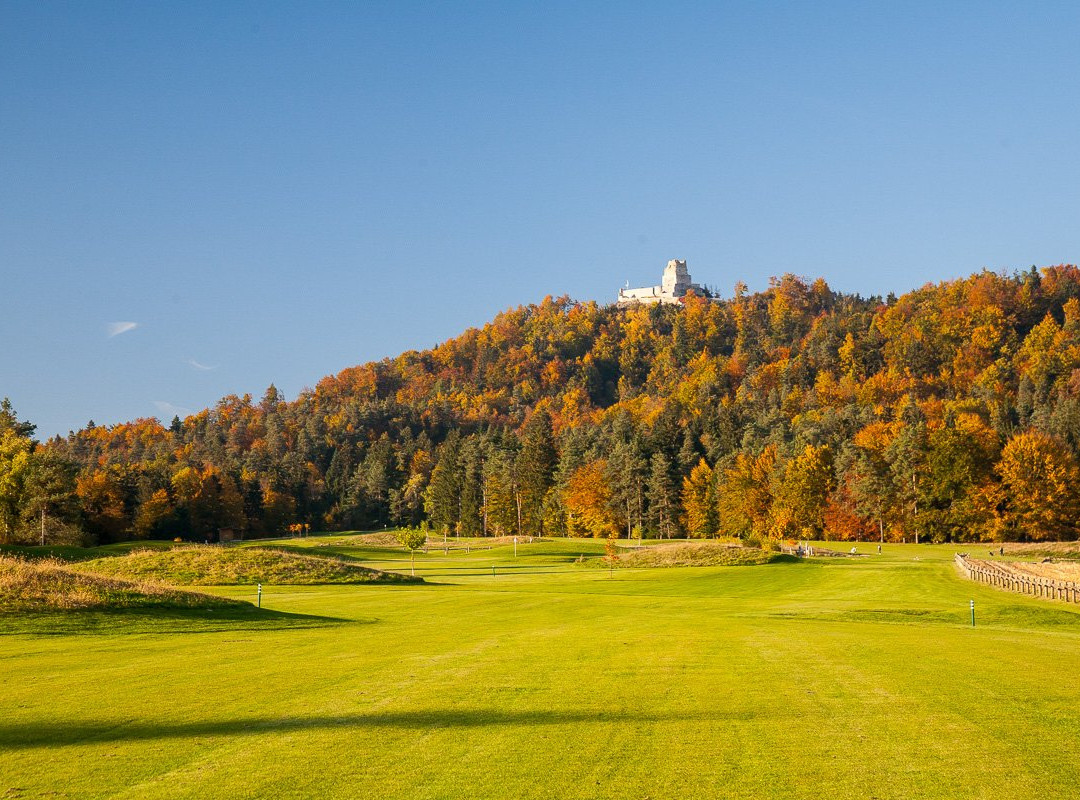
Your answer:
961;560;1080;605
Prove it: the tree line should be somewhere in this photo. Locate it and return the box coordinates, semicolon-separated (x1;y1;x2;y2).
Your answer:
4;265;1080;546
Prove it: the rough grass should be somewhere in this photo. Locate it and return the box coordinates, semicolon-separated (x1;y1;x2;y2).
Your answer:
999;542;1080;560
0;555;245;614
613;541;790;568
75;546;422;586
326;531;404;547
1005;560;1080;582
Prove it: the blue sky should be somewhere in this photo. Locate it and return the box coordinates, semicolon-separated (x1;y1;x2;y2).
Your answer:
3;1;1079;437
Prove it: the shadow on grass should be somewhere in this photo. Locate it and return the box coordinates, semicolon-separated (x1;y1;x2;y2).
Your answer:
0;605;351;637
0;708;745;750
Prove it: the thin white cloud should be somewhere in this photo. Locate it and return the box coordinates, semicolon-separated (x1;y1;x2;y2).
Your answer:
186;358;217;371
107;321;138;337
153;400;191;419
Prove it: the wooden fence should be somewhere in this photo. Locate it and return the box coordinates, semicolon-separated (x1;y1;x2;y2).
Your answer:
954;553;1080;603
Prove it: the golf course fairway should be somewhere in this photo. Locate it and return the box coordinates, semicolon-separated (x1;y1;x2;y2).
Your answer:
2;539;1079;799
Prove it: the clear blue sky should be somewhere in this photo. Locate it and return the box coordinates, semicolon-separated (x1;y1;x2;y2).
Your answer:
3;1;1079;437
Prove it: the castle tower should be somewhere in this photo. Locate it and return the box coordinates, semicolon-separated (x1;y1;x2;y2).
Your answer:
661;259;691;297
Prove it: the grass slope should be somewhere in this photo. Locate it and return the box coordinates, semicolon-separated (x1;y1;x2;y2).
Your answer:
3;539;1080;799
614;541;790;568
0;555;244;614
76;546;421;586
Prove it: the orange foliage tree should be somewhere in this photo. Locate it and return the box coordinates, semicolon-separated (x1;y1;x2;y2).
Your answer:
563;460;615;538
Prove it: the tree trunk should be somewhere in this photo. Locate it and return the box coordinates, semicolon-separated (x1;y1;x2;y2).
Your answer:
515;489;522;538
912;473;919;545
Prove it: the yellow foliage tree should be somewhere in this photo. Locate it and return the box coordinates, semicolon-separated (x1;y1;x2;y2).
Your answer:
995;431;1080;541
681;458;716;538
75;470;129;542
776;445;834;539
717;445;777;539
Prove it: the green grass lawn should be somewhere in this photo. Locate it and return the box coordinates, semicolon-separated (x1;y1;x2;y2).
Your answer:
2;538;1080;799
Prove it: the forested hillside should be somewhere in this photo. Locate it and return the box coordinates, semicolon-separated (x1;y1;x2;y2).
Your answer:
5;265;1080;546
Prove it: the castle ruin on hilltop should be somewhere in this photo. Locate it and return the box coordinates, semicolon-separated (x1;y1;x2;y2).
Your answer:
617;259;707;307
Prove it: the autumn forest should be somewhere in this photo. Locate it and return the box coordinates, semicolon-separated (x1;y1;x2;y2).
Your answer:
5;265;1080;547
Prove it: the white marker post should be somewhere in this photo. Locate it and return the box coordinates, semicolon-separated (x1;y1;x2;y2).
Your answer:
257;583;262;608
514;536;518;558
970;599;975;627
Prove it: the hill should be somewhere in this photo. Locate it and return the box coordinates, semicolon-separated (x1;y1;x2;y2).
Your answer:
75;546;421;585
5;264;1080;546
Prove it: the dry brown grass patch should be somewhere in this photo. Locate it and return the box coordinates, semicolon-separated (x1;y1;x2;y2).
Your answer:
1005;560;1080;582
0;555;244;613
74;546;420;585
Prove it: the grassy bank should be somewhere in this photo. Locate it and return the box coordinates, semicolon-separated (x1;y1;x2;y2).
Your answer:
0;555;245;614
75;546;422;585
613;541;790;568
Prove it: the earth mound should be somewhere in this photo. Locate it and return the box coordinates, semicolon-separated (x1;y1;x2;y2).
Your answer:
615;542;791;568
0;555;246;613
75;546;421;585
